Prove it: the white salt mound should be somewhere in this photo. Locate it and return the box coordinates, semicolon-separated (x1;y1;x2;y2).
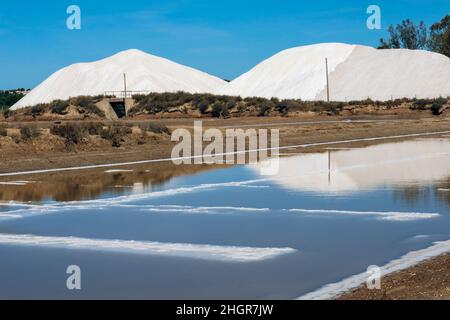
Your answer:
12;49;226;110
219;43;450;101
13;43;450;109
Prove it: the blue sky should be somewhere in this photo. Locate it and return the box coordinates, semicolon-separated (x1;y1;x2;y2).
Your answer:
0;0;448;88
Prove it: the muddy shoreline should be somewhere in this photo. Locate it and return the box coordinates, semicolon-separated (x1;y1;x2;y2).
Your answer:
337;253;450;300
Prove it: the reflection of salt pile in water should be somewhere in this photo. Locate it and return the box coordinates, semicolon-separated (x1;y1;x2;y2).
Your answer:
253;138;450;194
219;43;450;101
12;49;226;110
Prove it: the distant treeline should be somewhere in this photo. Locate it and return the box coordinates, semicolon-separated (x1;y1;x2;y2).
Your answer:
379;14;450;57
0;90;26;110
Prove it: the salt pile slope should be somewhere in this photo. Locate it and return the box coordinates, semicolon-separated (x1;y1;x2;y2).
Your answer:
12;49;226;110
219;43;450;101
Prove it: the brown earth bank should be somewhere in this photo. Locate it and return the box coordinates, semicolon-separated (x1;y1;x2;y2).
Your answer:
337;253;450;300
1;115;450;174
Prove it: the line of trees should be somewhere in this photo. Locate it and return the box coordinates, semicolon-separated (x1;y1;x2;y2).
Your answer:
0;90;25;110
378;15;450;57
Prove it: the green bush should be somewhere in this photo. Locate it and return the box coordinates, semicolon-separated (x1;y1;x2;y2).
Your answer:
412;99;431;110
226;100;237;109
132;94;148;104
31;104;46;117
71;96;91;109
275;100;292;116
430;99;447;115
2;109;11;119
50;100;70;114
71;96;105;117
412;98;447;113
211;102;229;118
431;103;443;115
197;100;209;114
84;104;104;117
0;90;24;109
50;123;87;151
258;100;274;116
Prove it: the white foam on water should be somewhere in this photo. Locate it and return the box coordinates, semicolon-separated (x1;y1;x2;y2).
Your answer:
0;233;296;262
0;194;439;223
73;179;267;206
286;208;439;221
104;169;134;173
297;239;450;300
0;213;23;219
406;235;431;242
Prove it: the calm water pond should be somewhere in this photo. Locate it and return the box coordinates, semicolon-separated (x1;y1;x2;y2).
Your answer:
0;137;449;299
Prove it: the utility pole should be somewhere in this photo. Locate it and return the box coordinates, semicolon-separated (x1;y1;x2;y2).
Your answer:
123;73;127;117
123;73;127;100
325;58;330;102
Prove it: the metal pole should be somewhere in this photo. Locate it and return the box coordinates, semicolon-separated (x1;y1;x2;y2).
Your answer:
325;58;330;102
123;73;127;99
123;73;127;117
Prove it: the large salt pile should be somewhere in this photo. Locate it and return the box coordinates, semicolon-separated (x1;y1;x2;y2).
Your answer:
219;43;450;101
12;49;227;110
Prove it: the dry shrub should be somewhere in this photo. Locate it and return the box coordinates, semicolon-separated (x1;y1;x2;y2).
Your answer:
100;125;132;147
20;124;40;141
50;123;87;151
0;124;7;137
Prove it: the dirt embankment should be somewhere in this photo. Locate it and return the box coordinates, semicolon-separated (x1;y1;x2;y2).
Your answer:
1;114;450;174
338;253;450;300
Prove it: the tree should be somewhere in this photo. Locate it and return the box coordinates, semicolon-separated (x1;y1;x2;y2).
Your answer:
378;19;428;50
378;15;450;58
428;15;450;57
0;90;24;110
